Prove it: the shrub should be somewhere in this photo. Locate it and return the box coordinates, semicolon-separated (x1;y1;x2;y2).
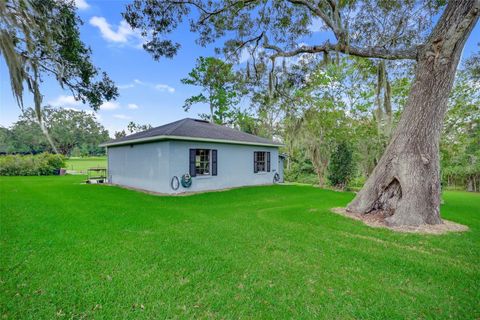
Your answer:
328;142;355;189
349;176;366;191
0;153;65;176
284;158;317;183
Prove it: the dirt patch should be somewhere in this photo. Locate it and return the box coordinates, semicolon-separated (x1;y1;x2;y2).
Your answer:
331;207;469;234
101;183;275;197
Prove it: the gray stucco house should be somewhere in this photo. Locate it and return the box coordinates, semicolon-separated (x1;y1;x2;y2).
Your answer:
100;118;284;194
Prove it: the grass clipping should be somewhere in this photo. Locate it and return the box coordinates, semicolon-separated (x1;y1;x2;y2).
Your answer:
331;208;468;234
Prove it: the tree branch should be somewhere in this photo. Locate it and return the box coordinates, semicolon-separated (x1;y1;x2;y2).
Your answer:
286;0;343;38
176;0;256;24
226;32;264;61
265;41;419;60
282;0;419;60
172;0;421;61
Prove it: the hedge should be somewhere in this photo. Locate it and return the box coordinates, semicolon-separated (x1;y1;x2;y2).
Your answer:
0;153;65;176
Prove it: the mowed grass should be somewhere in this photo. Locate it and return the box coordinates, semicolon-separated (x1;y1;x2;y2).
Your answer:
0;176;479;319
64;157;107;173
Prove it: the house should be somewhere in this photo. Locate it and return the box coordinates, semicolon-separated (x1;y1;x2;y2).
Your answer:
99;118;284;194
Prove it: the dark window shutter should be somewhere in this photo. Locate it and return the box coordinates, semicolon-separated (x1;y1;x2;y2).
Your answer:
267;152;271;172
253;152;258;173
189;149;196;177
212;149;217;176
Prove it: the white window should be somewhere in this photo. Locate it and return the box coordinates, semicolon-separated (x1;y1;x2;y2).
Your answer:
254;151;268;173
195;149;211;175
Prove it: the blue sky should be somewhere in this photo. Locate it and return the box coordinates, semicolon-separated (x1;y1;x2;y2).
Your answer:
0;0;479;136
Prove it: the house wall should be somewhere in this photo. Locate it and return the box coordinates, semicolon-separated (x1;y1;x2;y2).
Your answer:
107;141;171;193
168;141;279;194
107;140;280;194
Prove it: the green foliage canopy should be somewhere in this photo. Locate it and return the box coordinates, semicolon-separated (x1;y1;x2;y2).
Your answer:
328;141;355;189
0;0;118;154
181;56;243;124
1;107;110;156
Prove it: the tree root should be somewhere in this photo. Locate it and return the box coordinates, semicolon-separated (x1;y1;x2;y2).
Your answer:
331;208;467;234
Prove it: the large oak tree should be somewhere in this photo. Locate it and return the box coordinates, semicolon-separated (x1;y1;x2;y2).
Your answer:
124;0;479;226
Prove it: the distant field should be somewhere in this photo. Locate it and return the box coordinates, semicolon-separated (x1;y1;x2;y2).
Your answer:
1;175;479;319
65;157;107;172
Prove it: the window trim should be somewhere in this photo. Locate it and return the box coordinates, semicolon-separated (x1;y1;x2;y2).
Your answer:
189;148;218;177
195;149;211;176
254;151;270;173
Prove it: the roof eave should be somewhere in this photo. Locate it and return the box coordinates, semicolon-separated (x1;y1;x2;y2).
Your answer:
99;135;283;148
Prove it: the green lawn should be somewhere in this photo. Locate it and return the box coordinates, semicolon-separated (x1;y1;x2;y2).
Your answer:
1;176;479;319
64;157;107;173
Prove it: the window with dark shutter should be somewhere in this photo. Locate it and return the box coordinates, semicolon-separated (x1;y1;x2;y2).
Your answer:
254;151;267;173
189;149;196;177
267;152;271;172
195;149;211;175
212;150;217;176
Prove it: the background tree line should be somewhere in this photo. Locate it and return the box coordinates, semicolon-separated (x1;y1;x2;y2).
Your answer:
2;50;477;191
180;50;478;192
0;106;156;157
0;107;109;156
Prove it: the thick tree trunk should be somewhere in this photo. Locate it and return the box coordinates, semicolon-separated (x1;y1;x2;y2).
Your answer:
317;170;324;187
347;1;479;226
467;176;474;192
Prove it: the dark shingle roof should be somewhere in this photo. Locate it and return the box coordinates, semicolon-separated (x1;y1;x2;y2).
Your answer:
100;118;282;147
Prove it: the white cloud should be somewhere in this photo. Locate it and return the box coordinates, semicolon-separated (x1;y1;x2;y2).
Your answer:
100;101;120;110
64;107;81;112
48;95;83;107
113;114;131;120
127;103;139;110
118;79;175;93
50;102;102;120
117;83;135;89
154;84;175;93
89;16;142;45
74;0;90;10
